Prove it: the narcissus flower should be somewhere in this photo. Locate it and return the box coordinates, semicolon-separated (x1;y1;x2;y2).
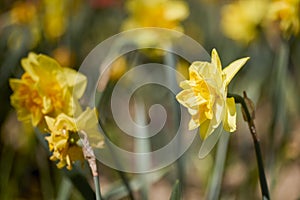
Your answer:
221;0;268;44
10;1;37;25
10;53;87;127
176;49;249;139
42;0;67;40
45;107;104;170
122;0;189;31
267;0;300;38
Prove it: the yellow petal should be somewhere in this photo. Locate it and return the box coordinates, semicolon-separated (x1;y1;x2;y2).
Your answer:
21;53;39;82
199;119;211;139
188;116;200;130
223;57;250;86
31;111;42;127
165;1;189;21
9;79;22;91
211;49;222;73
45;116;55;131
63;68;87;98
176;89;196;108
223;97;237;132
179;80;191;89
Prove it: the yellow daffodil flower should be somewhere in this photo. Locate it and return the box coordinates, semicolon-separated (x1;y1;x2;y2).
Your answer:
10;53;87;127
176;49;249;139
122;0;189;31
10;1;37;25
42;0;69;40
267;0;300;38
221;0;268;44
8;1;41;49
122;0;189;48
45;107;104;170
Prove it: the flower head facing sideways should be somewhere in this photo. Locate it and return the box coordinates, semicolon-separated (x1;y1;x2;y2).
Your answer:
45;107;104;170
10;53;87;127
176;49;249;139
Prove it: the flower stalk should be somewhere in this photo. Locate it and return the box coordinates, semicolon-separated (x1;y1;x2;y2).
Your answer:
227;92;270;200
79;130;102;200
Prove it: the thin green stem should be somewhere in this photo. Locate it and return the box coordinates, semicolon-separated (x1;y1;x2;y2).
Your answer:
98;117;135;200
93;176;102;200
227;92;270;200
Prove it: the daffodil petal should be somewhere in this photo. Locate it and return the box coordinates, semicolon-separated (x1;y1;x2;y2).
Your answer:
188;117;200;130
45;116;55;131
63;68;87;98
199;119;212;139
165;1;189;21
223;97;237;132
179;80;191;89
176;89;195;107
223;57;250;86
198;123;223;159
211;48;222;73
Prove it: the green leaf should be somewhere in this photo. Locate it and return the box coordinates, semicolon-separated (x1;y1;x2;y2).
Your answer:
170;180;182;200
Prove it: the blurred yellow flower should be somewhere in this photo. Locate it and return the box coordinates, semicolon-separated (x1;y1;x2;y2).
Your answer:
52;46;75;68
221;0;268;44
45;107;104;170
176;49;249;139
42;0;67;40
122;0;189;31
10;53;87;127
10;1;37;25
8;1;41;49
267;0;300;38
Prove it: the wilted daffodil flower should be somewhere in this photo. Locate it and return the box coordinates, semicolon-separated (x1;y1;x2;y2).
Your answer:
176;49;249;139
45;107;104;170
10;53;87;127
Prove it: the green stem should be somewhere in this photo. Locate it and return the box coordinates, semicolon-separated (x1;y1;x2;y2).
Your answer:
98;117;135;200
94;176;102;200
227;92;270;200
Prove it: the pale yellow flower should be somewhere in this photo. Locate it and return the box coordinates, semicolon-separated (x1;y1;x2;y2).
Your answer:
176;49;249;139
221;0;268;44
10;53;87;127
122;0;189;31
267;0;300;38
45;107;104;170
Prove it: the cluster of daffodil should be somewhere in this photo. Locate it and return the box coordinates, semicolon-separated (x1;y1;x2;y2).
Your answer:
176;49;249;140
221;0;300;44
10;53;104;170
